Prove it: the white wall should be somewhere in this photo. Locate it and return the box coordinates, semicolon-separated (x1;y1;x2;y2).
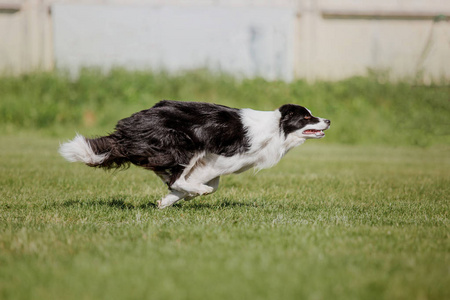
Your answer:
0;0;53;74
297;0;450;82
52;4;296;81
1;0;449;82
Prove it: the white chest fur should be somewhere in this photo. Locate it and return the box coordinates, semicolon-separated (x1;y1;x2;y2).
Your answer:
239;108;304;171
182;108;304;184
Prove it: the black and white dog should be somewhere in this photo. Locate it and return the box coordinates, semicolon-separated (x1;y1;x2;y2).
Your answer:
59;100;330;208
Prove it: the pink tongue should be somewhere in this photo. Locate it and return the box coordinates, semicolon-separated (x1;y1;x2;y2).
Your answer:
304;130;320;134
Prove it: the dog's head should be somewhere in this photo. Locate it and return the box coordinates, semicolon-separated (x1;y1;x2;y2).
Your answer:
278;104;330;139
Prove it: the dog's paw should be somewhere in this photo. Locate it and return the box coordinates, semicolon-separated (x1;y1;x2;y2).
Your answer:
171;181;213;196
198;184;214;195
157;200;169;209
186;184;213;196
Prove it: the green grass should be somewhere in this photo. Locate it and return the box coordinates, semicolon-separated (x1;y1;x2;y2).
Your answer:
0;134;449;300
0;71;449;299
1;69;449;145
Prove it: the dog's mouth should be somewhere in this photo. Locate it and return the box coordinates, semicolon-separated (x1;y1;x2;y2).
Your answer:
303;129;326;137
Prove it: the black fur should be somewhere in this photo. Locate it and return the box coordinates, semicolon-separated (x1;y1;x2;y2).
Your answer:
86;100;250;185
86;136;128;169
60;100;332;208
279;104;321;136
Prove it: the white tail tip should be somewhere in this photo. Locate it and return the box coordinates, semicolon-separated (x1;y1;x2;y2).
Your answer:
59;134;108;165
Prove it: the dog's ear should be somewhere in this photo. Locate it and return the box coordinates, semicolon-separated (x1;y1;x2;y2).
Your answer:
279;104;302;136
278;104;317;136
278;104;296;120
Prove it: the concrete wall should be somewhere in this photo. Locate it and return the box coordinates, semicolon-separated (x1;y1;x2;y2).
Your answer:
0;0;449;82
0;0;53;74
297;0;450;82
52;5;296;81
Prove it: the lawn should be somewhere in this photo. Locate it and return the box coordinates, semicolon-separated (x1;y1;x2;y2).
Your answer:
0;70;449;299
0;134;448;300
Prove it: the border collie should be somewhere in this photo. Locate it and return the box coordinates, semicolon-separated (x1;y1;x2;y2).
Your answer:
59;100;330;208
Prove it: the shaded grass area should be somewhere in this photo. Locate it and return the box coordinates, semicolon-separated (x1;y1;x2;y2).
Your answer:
1;69;449;145
0;135;449;300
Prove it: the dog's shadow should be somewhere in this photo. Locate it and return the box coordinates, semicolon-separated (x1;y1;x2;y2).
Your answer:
62;198;157;210
185;200;260;209
62;198;259;210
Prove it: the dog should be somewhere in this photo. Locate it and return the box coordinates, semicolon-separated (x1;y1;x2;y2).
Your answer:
59;100;330;208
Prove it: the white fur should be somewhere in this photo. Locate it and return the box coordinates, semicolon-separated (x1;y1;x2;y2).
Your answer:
158;108;329;208
59;134;108;165
240;109;287;170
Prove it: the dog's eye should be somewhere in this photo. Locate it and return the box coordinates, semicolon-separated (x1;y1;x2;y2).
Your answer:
304;116;311;120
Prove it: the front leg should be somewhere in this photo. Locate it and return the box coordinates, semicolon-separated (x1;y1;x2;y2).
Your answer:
184;177;220;201
170;178;214;196
157;178;218;208
206;176;220;192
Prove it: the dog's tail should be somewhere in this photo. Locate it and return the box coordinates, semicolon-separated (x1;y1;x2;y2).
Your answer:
59;134;128;169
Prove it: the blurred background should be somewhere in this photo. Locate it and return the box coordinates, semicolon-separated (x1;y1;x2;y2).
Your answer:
1;0;449;82
0;0;449;146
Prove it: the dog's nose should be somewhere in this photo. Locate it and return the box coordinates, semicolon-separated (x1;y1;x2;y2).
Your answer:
324;119;331;125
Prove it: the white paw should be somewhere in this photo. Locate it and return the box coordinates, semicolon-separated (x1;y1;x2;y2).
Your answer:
198;184;214;195
157;200;170;209
171;182;213;196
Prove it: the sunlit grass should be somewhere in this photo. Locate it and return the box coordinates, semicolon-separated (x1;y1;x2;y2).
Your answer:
0;135;448;300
